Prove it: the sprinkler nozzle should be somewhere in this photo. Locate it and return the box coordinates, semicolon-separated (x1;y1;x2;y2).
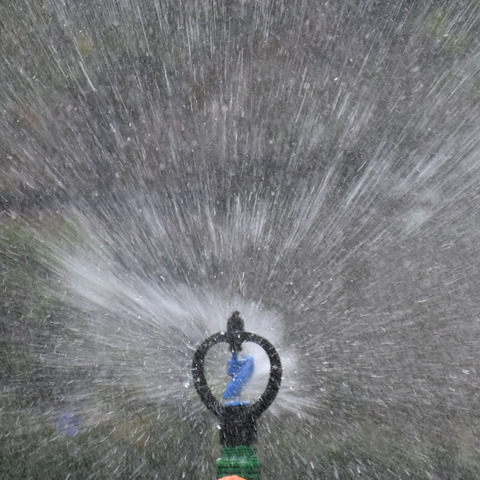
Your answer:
226;311;244;354
192;312;282;478
192;312;282;447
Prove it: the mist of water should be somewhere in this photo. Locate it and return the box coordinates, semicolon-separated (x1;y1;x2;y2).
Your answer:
2;0;480;478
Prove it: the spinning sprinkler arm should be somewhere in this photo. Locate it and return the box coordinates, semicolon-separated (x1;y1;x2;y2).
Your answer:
192;312;282;479
224;312;255;406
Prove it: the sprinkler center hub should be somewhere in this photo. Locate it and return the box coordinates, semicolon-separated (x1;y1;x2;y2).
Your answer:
192;311;282;447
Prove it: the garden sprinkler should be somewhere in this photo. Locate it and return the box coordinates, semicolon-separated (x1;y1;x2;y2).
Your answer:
192;312;282;480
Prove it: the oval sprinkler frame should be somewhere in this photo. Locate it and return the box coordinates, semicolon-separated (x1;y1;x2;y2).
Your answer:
192;312;282;449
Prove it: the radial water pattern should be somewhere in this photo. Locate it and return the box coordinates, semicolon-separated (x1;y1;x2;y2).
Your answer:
1;1;480;478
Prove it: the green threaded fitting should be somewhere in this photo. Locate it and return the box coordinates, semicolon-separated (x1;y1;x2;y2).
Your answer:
217;445;261;480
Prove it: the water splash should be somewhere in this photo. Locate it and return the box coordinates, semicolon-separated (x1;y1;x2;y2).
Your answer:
2;0;480;477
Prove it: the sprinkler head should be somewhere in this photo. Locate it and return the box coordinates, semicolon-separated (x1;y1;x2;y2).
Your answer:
192;312;282;447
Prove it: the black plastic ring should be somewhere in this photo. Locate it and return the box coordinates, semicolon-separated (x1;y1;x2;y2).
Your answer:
192;331;282;420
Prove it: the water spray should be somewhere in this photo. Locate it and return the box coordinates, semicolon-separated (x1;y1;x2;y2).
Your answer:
192;312;282;480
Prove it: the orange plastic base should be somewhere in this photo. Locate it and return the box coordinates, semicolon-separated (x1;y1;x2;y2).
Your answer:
218;477;248;480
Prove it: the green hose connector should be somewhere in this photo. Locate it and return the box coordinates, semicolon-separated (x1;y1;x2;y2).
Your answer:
217;445;261;480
